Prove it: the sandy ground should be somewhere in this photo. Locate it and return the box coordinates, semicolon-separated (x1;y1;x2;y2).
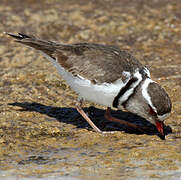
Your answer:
0;0;181;179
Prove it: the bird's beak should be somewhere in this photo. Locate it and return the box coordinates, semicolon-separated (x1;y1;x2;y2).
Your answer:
155;120;164;136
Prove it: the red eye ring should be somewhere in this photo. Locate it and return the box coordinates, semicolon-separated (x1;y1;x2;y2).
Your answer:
149;105;157;116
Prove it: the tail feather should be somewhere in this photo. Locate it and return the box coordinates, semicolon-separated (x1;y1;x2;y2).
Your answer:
5;32;31;40
6;32;56;57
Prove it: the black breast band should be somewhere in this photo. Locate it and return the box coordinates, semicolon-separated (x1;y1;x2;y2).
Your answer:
112;77;138;108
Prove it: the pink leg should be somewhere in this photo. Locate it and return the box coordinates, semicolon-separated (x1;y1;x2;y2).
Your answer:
75;99;102;133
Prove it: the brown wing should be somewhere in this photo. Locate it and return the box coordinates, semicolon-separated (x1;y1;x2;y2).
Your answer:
54;43;144;83
7;33;144;83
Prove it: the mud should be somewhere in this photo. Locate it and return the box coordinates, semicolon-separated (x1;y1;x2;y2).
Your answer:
0;0;181;179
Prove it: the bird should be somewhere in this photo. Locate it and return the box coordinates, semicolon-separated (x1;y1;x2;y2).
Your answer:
6;32;172;139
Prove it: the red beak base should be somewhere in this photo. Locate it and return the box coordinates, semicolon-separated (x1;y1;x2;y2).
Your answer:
156;120;165;140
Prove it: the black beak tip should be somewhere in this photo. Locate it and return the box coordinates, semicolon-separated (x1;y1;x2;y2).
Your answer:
158;133;165;140
158;124;172;140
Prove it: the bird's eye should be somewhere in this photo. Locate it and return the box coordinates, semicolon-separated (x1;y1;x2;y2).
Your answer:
149;105;157;117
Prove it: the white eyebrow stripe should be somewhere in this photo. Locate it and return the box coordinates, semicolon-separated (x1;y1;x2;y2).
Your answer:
141;78;157;113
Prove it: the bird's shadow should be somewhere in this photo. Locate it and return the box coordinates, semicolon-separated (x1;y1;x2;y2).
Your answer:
9;102;172;139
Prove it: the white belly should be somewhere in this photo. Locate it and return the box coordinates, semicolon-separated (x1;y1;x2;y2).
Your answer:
42;52;124;107
66;75;122;107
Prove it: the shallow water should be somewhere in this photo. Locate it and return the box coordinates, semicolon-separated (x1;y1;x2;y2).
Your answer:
0;0;181;179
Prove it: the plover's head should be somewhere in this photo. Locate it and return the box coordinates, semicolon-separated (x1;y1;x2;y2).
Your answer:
123;78;172;137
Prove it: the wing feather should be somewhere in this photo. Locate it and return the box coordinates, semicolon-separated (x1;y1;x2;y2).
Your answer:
7;33;144;83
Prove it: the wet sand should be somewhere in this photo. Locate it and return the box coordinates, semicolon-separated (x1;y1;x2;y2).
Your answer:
0;0;181;179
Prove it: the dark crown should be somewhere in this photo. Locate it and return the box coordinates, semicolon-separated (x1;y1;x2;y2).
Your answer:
147;82;172;116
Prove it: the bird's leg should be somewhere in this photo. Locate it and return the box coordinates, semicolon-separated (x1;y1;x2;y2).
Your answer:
75;99;102;133
104;107;145;133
